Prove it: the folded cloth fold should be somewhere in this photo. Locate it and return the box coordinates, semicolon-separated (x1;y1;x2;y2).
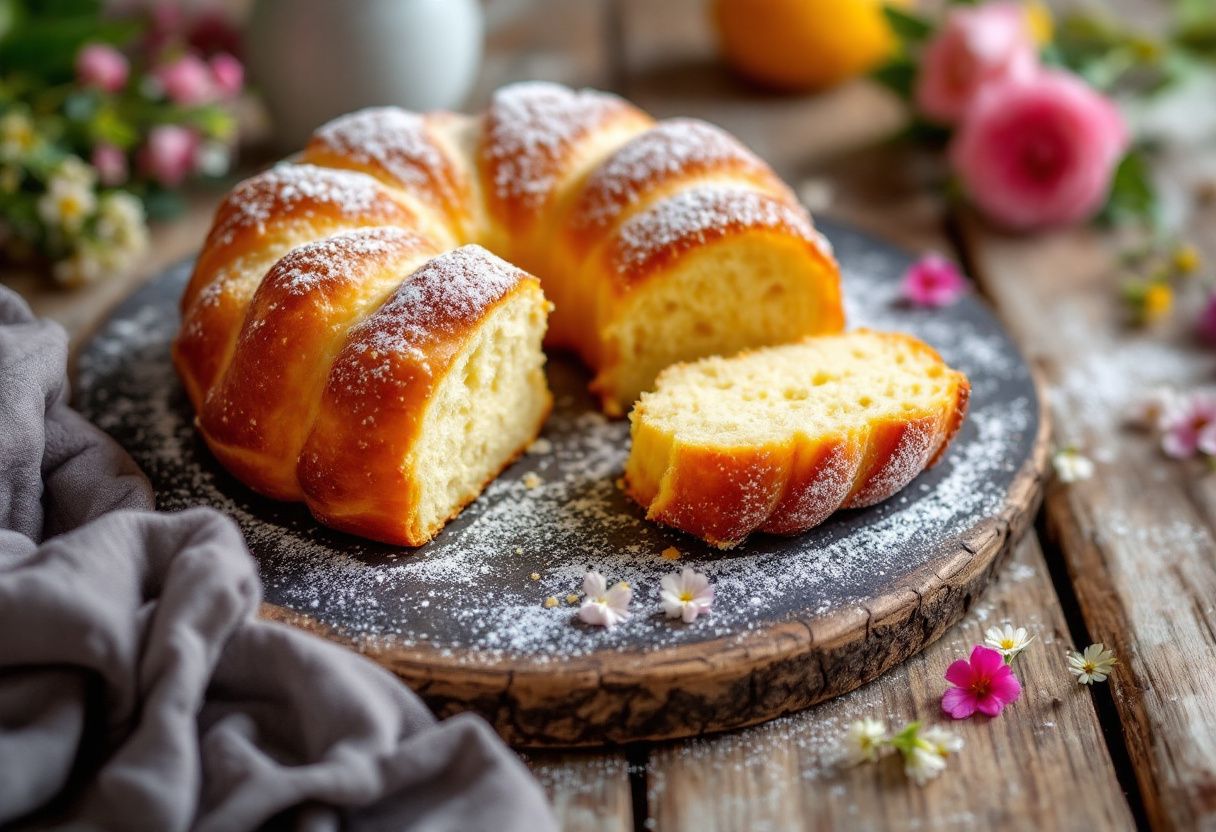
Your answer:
0;286;557;832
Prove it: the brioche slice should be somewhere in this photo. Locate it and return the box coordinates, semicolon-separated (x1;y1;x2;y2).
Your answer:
625;330;970;548
298;245;551;546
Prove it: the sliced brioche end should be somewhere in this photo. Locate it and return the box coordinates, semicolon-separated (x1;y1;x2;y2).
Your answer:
407;281;552;543
592;230;843;416
625;330;970;548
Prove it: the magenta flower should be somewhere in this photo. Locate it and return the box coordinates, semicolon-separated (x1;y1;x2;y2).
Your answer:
139;125;198;187
941;645;1021;719
75;43;129;93
1197;293;1216;346
91;144;128;187
1160;392;1216;459
951;69;1129;231
901;253;968;307
208;53;244;99
156;54;215;106
914;2;1037;125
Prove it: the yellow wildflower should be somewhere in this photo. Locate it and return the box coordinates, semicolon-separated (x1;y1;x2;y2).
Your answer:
1173;244;1201;275
1024;1;1053;46
1143;282;1173;323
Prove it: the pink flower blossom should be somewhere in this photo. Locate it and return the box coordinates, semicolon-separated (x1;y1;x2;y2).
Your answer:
951;70;1129;231
156;54;215;105
76;43;129;93
91;144;128;186
900;253;968;307
1160;392;1216;459
208;53;244;99
139;125;198;186
941;645;1021;719
1197;293;1216;345
915;2;1038;125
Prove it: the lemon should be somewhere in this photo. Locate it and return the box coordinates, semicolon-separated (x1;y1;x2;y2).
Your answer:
712;0;910;92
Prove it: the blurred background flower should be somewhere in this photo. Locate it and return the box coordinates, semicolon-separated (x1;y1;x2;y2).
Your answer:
0;0;245;286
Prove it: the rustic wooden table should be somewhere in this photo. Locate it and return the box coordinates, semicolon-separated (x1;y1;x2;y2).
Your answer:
10;1;1216;829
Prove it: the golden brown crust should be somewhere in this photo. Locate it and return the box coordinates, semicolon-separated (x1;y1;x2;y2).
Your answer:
297;245;544;545
601;184;837;293
198;228;443;500
301;108;475;239
478;81;652;239
563;118;791;260
174;165;420;408
625;332;971;548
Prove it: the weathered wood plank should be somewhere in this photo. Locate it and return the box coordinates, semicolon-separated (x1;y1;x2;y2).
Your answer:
961;205;1216;831
645;535;1135;831
523;752;635;832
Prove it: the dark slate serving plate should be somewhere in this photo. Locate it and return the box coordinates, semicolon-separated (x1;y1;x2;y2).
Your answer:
75;218;1046;746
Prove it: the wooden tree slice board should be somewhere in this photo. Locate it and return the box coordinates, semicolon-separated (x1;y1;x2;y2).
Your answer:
74;219;1048;748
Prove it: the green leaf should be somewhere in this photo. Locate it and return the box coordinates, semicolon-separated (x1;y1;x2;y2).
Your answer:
887;721;922;755
1099;149;1160;229
870;58;917;100
0;16;141;82
883;6;935;44
141;187;185;221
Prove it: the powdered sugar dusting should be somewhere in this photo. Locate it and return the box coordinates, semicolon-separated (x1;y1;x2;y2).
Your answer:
265;227;434;297
571;118;772;232
308;108;460;206
207;164;400;248
612;185;816;276
76;222;1038;662
484;81;638;210
338;244;523;373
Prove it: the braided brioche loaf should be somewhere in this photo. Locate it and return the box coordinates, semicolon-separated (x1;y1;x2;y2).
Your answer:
174;82;844;545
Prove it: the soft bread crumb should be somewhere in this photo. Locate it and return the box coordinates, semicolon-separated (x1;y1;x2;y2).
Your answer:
527;437;553;455
529;572;540;581
566;593;580;605
543;596;559;608
522;472;542;489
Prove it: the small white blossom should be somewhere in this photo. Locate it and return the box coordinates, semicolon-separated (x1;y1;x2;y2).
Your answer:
37;175;97;234
195;140;231;177
56;156;97;187
1068;643;1118;685
96;191;149;262
577;570;632;628
0;111;36;160
1052;448;1094;483
52;246;104;287
904;726;962;786
659;567;714;622
843;718;887;765
984;624;1035;662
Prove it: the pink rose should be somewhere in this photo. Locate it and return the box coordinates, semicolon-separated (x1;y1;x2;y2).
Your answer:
950;70;1129;230
915;2;1038;125
156;54;215;105
208;53;244;99
75;43;129;93
91;144;129;186
139;125;198;186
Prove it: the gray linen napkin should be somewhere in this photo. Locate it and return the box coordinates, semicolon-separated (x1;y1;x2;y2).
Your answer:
0;286;558;832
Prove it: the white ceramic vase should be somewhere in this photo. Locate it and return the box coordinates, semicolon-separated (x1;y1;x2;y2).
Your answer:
247;0;484;149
